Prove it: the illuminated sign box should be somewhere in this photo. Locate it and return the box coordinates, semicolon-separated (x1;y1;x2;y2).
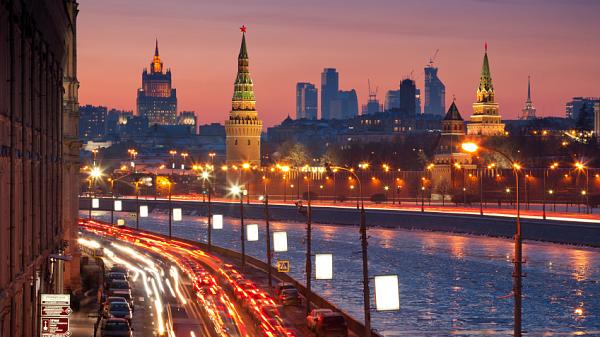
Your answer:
173;208;182;221
374;275;400;311
114;200;122;211
247;224;259;241
273;232;288;252
139;205;148;217
91;198;99;209
117;219;125;226
212;214;223;229
315;254;333;280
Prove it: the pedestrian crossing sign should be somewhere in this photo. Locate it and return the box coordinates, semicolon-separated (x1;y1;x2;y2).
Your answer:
277;260;290;272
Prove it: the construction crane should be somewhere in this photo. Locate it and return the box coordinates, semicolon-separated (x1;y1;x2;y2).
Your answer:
427;49;439;67
367;79;378;101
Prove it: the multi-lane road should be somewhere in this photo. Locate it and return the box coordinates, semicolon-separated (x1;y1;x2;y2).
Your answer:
79;219;305;337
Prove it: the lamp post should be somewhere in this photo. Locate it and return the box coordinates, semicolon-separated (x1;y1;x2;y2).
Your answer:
169;150;177;171
160;179;173;239
231;184;246;268
199;168;213;250
261;175;273;289
462;142;523;337
575;161;589;214
325;164;371;337
543;163;558;220
89;166;102;220
303;169;313;317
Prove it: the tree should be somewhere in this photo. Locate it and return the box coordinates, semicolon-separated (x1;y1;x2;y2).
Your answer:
282;143;310;167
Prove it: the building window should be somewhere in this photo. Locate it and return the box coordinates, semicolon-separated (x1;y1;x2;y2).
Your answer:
248;140;251;145
235;139;238;145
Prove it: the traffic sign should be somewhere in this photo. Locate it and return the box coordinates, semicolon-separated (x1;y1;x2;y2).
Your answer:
277;260;290;272
41;294;71;337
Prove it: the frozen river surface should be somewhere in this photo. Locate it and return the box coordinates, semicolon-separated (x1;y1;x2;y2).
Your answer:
85;210;600;336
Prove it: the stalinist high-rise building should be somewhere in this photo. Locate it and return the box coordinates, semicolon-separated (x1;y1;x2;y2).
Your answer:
225;26;263;165
137;40;178;125
467;45;505;136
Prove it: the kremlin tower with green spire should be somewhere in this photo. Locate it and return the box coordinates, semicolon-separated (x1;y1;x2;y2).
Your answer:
225;26;263;165
467;44;505;136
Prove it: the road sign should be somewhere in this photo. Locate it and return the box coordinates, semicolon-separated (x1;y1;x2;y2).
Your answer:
277;260;290;272
41;294;71;337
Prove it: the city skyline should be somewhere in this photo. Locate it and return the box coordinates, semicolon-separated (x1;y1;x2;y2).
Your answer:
77;0;600;126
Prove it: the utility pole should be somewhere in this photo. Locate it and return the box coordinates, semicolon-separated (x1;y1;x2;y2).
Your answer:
264;188;272;289
240;189;246;268
305;175;312;316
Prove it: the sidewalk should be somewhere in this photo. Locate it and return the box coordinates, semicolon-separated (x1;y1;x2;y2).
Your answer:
70;256;103;337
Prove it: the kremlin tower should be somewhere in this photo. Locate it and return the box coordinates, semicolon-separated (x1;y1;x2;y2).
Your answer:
521;76;537;120
225;26;263;165
467;44;505;136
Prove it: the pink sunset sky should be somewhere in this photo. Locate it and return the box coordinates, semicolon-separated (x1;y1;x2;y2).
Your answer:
78;0;600;127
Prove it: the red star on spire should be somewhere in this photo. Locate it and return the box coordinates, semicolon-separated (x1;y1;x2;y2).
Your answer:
240;25;247;33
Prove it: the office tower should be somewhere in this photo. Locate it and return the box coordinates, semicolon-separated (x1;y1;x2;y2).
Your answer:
321;68;339;120
136;40;178;125
424;65;446;116
331;89;359;119
521;76;537;120
566;97;599;129
399;78;416;116
594;102;600;143
79;105;107;139
296;82;318;120
467;45;505;136
225;27;263;165
385;90;401;110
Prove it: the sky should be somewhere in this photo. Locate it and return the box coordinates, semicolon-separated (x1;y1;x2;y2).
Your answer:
77;0;600;127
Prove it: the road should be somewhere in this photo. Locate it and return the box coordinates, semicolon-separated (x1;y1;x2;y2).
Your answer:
79;219;308;337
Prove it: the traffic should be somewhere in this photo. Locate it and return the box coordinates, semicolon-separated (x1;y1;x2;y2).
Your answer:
78;219;352;337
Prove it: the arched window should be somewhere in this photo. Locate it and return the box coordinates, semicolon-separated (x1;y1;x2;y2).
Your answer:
234;139;238;145
247;139;251;145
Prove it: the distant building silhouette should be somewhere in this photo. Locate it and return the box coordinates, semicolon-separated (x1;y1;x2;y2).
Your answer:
296;82;318;120
399;79;416;116
178;111;197;134
385;90;401;110
415;88;422;115
79;105;107;139
467;45;505;136
594;102;600;143
424;65;446;116
331;89;359;119
137;40;178;125
566;97;599;130
321;68;339;120
362;95;382;115
521;76;537;120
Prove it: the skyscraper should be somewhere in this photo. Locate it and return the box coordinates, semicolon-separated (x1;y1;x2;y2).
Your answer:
225;26;263;165
467;45;505;136
385;90;401;110
296;82;318;120
424;65;446;116
415;88;422;115
136;40;177;126
178;111;198;134
321;68;339;120
521;76;537;120
566;97;599;129
331;89;359;119
399;78;416;116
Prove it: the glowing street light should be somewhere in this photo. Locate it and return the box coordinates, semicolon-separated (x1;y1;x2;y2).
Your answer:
230;184;247;268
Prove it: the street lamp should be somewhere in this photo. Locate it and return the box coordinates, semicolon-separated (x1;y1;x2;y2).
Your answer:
260;175;273;289
160;178;173;239
574;161;589;214
199;167;214;250
169;150;177;170
230;184;247;268
462;142;524;337
180;152;189;170
543;162;558;219
325;164;371;337
88;166;102;219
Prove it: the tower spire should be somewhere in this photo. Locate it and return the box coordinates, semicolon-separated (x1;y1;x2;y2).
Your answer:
527;75;531;101
476;44;494;103
155;38;159;56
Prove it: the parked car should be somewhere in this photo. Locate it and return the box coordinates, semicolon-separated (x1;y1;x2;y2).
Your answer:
274;282;296;297
106;302;132;323
306;308;333;331
278;288;300;306
315;312;348;337
101;318;133;337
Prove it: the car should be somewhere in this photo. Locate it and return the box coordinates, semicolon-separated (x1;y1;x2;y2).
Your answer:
103;297;128;317
278;288;300;306
101;318;133;337
306;308;333;331
105;272;127;288
106;280;132;300
274;283;296;297
110;264;129;276
315;312;348;337
106;302;132;323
